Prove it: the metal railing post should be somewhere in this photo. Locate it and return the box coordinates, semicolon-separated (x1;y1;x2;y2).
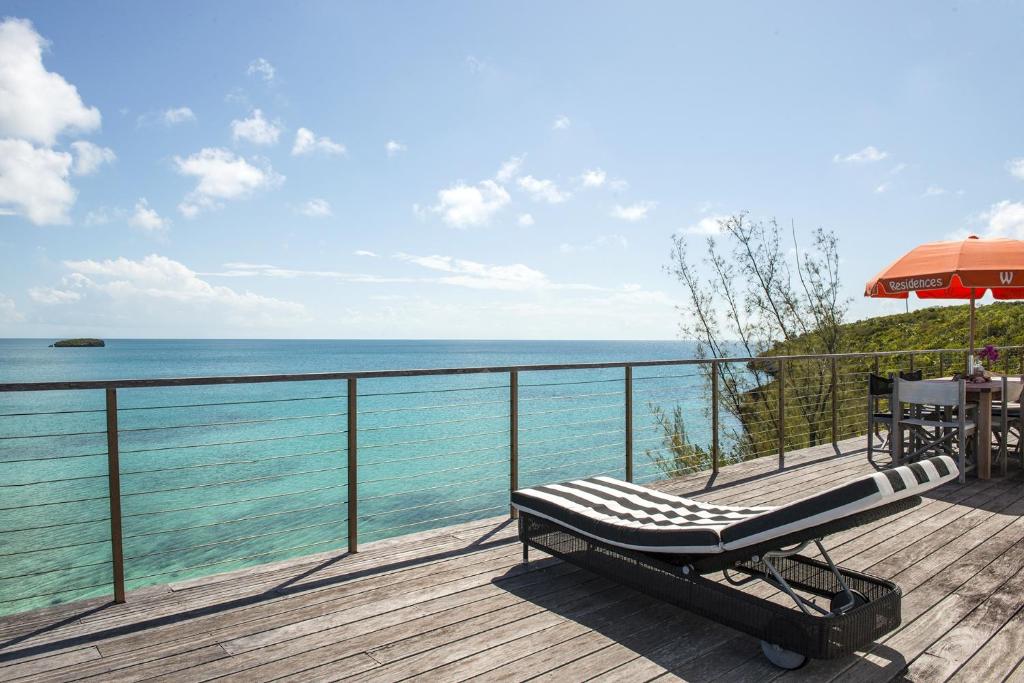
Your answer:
624;366;633;482
711;361;720;474
831;357;839;449
347;378;358;553
777;359;786;470
104;388;125;604
939;352;945;377
909;353;915;374
510;371;519;516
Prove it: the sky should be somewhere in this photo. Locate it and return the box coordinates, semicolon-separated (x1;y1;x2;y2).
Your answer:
1;1;1023;340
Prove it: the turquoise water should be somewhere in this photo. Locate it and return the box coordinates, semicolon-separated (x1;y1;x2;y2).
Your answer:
0;339;729;615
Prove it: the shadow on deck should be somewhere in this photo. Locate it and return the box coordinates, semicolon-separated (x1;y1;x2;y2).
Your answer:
1;436;1022;682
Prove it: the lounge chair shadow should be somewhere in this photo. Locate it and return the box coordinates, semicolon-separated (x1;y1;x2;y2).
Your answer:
492;562;741;679
492;561;909;679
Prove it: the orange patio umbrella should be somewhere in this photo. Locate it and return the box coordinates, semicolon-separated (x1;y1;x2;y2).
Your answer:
864;235;1024;368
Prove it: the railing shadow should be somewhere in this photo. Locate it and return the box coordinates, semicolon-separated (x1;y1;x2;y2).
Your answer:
665;443;873;499
0;520;516;662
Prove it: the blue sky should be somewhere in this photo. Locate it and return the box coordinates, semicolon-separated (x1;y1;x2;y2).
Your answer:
1;1;1023;339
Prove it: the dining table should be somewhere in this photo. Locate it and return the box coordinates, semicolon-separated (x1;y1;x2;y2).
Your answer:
918;378;1003;479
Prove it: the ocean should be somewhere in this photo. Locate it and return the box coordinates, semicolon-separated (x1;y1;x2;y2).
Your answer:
0;339;727;615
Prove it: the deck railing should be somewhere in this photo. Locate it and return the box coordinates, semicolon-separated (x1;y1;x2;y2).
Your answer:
1;345;1021;616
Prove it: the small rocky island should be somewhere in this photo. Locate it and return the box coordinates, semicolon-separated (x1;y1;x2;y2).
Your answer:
50;338;105;348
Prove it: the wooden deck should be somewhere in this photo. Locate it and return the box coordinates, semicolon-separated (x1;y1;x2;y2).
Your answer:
2;437;1024;682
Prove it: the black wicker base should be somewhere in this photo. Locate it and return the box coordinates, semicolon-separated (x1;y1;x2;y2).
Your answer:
519;512;903;661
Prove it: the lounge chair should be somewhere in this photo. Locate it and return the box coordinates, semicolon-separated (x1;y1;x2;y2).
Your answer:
512;455;957;669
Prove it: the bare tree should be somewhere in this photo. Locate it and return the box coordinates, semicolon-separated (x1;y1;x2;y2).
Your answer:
664;213;849;461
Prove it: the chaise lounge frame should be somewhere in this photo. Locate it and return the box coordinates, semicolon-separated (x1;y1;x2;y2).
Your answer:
518;494;917;667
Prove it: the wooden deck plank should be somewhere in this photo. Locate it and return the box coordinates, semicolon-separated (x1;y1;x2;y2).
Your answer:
946;600;1024;682
2;437;1022;683
777;487;1024;683
182;568;595;682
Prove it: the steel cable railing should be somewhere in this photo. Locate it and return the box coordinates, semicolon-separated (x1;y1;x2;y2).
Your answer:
0;394;111;615
0;344;1016;618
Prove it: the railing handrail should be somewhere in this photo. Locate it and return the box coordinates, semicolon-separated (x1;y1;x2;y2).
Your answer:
0;345;1014;392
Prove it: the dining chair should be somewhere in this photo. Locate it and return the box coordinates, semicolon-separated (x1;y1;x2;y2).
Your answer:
867;370;923;459
892;377;975;483
991;375;1024;475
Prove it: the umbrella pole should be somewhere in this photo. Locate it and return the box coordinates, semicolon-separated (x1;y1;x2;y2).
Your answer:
968;288;976;373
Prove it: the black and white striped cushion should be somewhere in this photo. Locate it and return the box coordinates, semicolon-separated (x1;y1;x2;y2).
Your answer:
512;455;957;554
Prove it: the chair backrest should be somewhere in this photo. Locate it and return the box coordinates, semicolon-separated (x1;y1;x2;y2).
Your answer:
895;377;964;407
1001;376;1024;403
870;369;922;397
869;373;892;396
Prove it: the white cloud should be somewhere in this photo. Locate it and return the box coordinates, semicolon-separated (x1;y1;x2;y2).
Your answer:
83;206;123;226
496;155;524;183
174;147;284;217
0;18;101;146
518;213;535;227
580;168;606;188
298;198;332;217
923;185;947;197
833;146;888;164
128;198;168;232
977;200;1024;238
874;183;890;194
385;140;407;157
28;286;80;304
163;107;195;125
291;127;346;156
0;293;22;322
608;179;629;192
70;141;115;175
1008;158;1024;181
431;180;510;228
395;253;550;291
354;250;378;257
683;215;728;235
552;115;571;130
0;138;74;225
611;201;656;222
231;109;281;146
61;254;308;326
559;234;628;253
517;175;569;203
247;57;275;82
212;262;416;284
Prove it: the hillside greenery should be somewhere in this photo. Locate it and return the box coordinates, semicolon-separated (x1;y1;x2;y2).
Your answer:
647;302;1024;478
773;301;1024;357
738;301;1024;462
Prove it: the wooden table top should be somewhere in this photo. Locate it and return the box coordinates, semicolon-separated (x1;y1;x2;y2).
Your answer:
920;377;1003;392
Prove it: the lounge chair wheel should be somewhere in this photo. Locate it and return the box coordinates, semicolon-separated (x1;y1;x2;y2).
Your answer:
760;641;807;670
829;589;868;615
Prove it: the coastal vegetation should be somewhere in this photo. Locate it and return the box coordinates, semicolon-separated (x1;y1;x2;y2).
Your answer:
649;213;847;476
647;213;1024;477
